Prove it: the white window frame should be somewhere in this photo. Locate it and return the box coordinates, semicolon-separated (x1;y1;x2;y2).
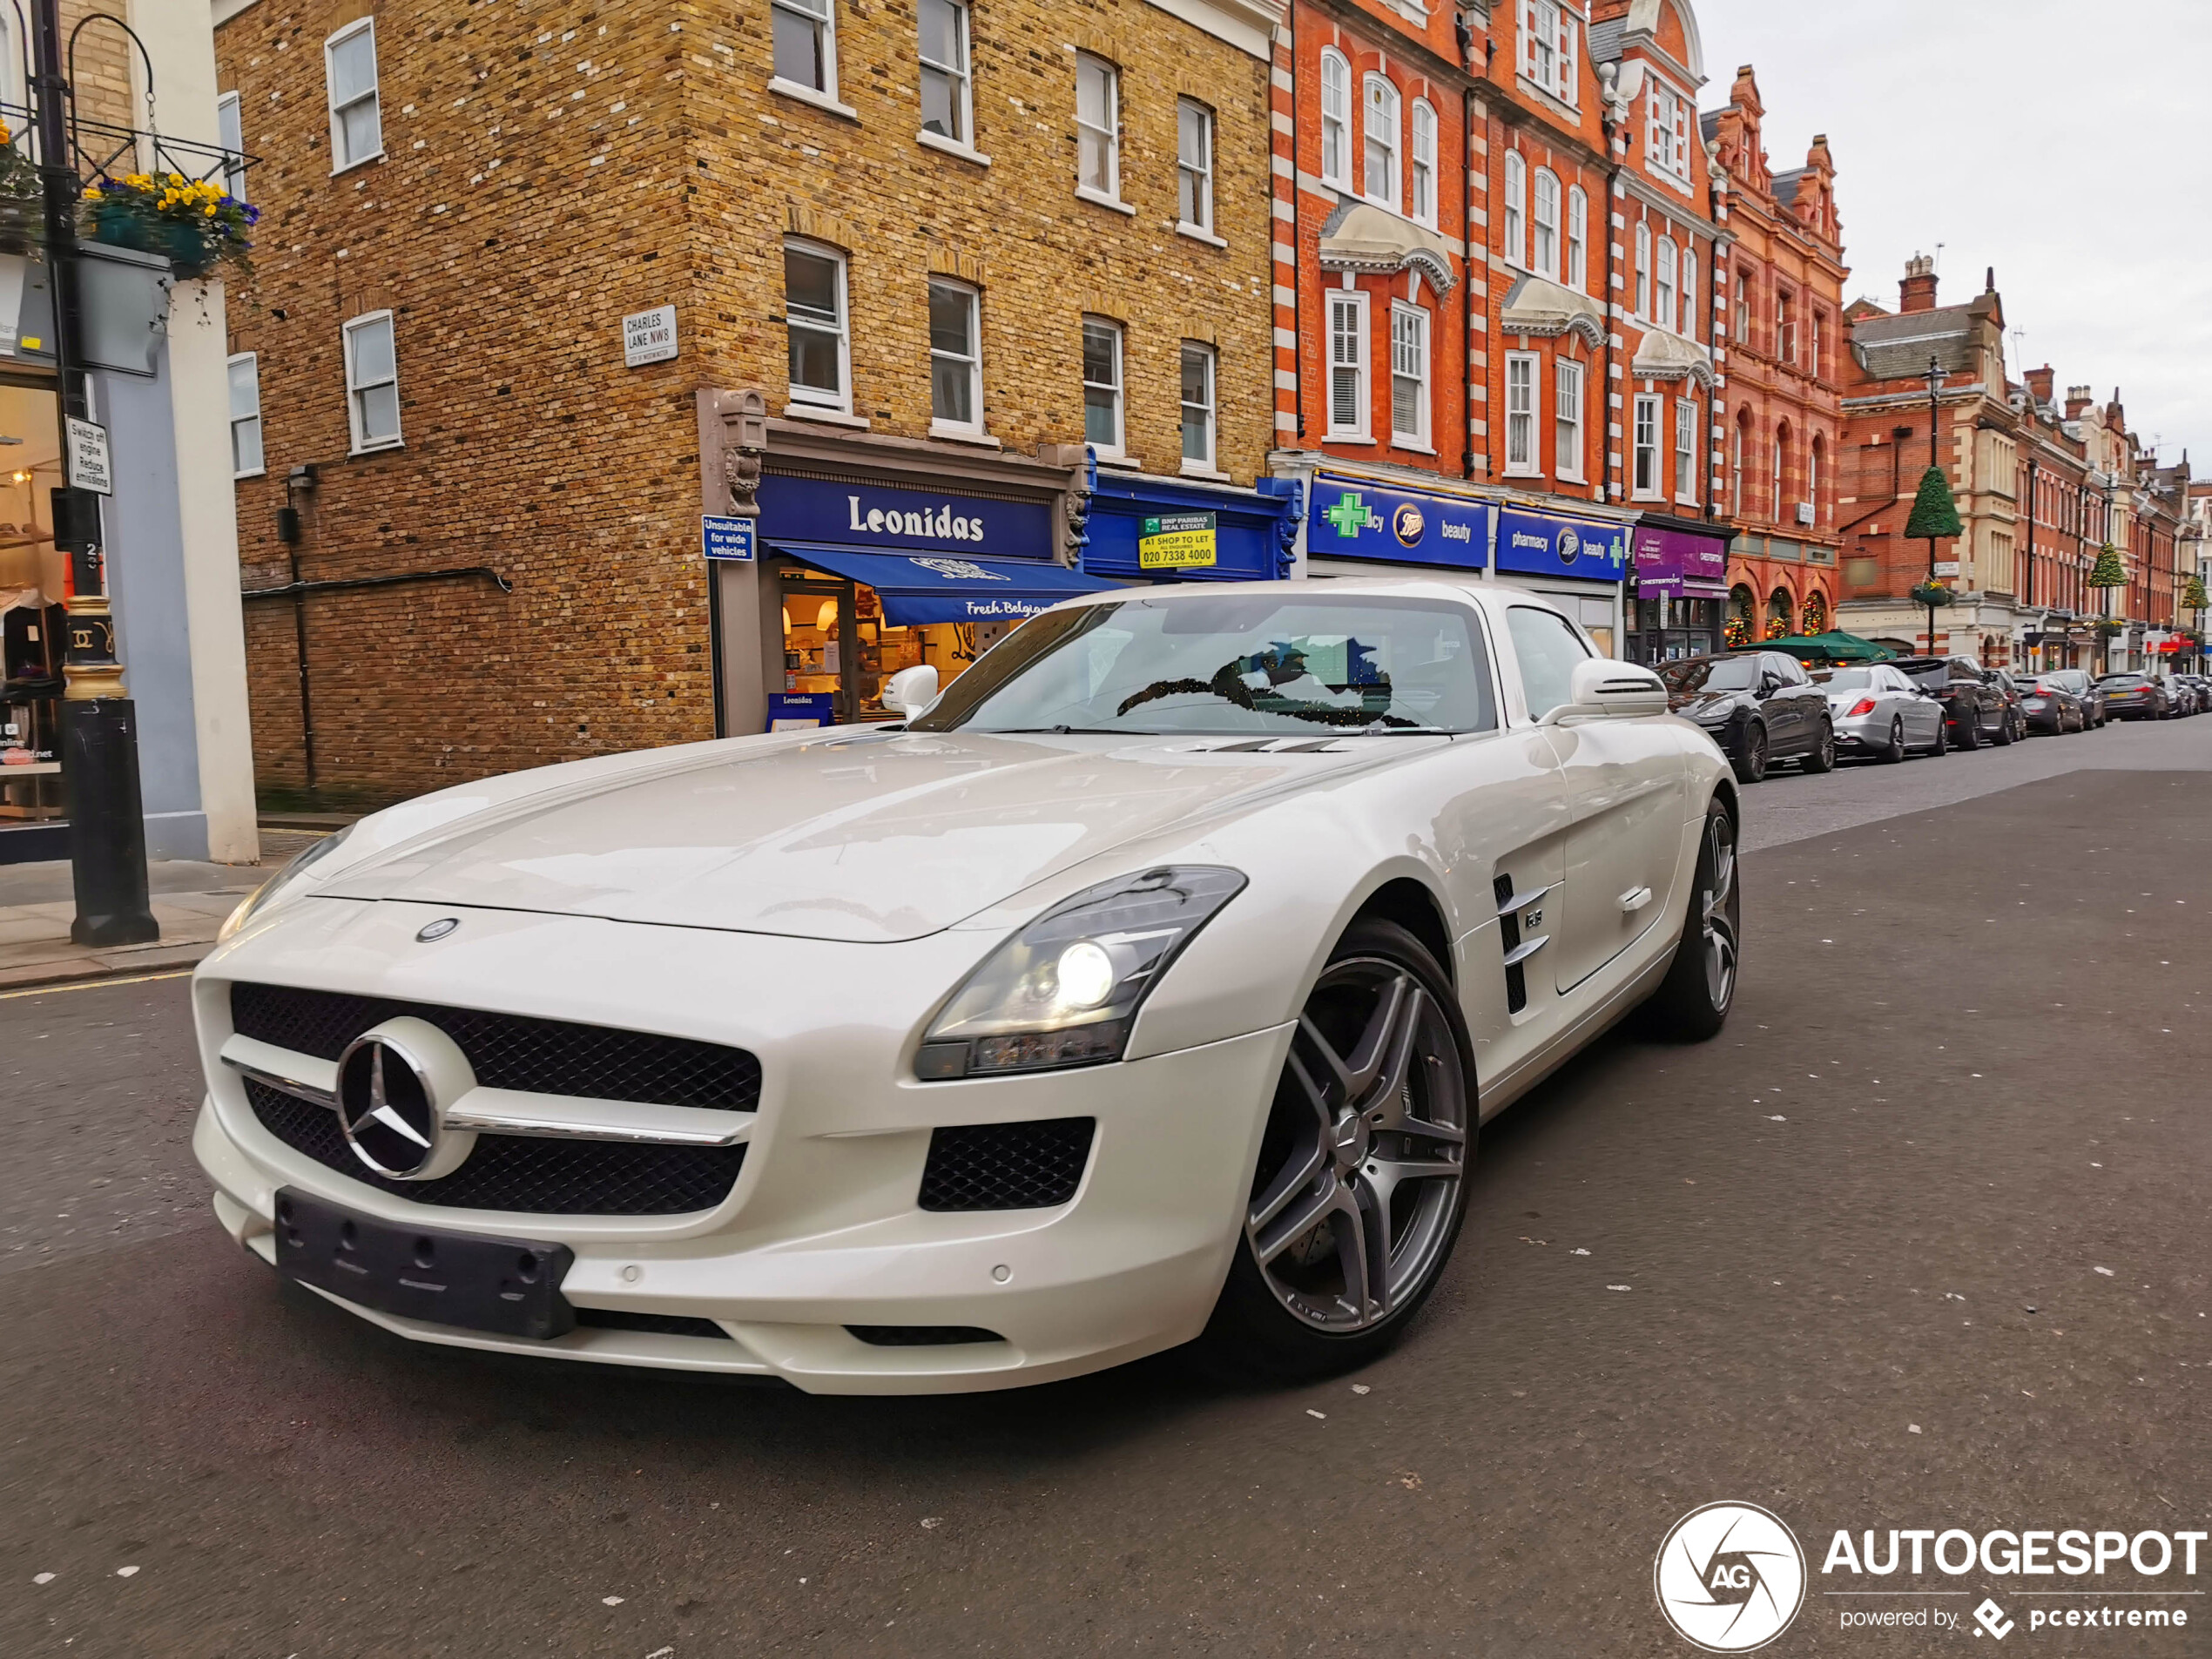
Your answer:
1731;414;1746;508
1082;315;1125;456
1531;167;1561;280
1771;429;1785;520
1177;98;1214;234
783;239;852;414
1632;392;1662;499
216;91;248;203
1777;286;1796;366
1409;99;1437;227
917;0;972;146
227;350;264;478
1502;151;1527;271
770;0;840;102
1634;222;1651;319
1180;341;1217;472
1674;396;1697;505
323;17;382;174
1326;289;1371;442
1681;246;1699;342
1647;80;1690;184
1809;435;1824;525
341;309;401;454
1075;53;1121;204
1521;0;1576;103
1656;236;1678;333
1362;74;1399;206
1390;302;1430;448
1554;358;1584;482
1566;184;1587;291
927;277;982;435
1319;51;1352;189
1505;350;1540;475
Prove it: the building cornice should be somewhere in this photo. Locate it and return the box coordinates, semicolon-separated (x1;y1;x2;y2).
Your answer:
1141;0;1285;61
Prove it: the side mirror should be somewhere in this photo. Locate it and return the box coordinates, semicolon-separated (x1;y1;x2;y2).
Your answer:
883;664;941;721
1545;658;1669;724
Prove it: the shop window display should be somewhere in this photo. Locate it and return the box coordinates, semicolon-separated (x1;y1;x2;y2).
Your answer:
779;568;1010;725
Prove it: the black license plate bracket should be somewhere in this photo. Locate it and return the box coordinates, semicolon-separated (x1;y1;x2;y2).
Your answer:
273;1187;577;1340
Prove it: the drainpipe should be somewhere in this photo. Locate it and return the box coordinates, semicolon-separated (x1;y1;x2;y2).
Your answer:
1461;82;1476;480
1289;2;1304;445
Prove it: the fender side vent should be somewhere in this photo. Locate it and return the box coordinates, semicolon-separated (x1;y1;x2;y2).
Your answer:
1494;873;1527;1015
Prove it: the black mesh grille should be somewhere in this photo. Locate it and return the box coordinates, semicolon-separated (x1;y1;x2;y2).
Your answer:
918;1118;1095;1211
245;1080;745;1217
229;981;759;1111
575;1309;734;1340
846;1325;1005;1346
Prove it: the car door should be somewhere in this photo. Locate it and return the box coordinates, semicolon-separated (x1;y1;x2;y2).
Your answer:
1952;659;1993;732
1772;654;1825;752
1888;667;1940;743
1502;605;1686;996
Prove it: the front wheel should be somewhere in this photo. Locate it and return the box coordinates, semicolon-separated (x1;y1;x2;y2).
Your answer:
1956;710;1982;750
1928;718;1950;757
1639;799;1741;1042
1879;717;1906;764
1993;708;2017;745
1802;719;1837;773
1196;919;1474;1382
1730;724;1770;784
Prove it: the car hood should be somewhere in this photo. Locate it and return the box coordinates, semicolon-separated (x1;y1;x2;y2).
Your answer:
317;729;1402;943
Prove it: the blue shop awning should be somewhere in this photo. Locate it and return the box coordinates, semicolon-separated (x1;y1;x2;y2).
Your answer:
771;542;1120;626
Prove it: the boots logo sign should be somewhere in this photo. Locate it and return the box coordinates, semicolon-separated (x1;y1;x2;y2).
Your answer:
1655;1502;1808;1652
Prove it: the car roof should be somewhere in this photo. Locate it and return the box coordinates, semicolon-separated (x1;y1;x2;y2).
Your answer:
1046;575;1571;622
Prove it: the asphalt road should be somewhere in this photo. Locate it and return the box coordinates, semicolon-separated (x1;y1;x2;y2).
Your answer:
3;722;2209;1657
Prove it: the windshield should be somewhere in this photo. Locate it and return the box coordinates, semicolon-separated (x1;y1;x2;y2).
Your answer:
911;596;1496;736
1813;669;1876;691
1658;657;1761;694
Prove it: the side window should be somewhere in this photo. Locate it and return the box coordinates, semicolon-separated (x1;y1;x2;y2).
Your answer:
1507;606;1591;720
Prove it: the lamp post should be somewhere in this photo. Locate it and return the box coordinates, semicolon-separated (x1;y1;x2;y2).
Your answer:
31;0;156;945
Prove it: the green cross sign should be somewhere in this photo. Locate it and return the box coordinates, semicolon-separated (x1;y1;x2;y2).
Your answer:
1323;493;1377;537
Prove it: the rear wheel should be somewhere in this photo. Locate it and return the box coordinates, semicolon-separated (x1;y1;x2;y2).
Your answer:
1639;799;1740;1043
1879;717;1906;764
1993;707;2016;745
1956;709;1982;749
1730;723;1769;784
1802;719;1837;773
1197;919;1474;1382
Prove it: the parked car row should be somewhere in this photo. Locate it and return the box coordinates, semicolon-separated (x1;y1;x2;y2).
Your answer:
1656;651;2200;783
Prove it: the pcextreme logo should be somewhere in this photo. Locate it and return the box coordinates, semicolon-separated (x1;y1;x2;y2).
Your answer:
1656;1502;1808;1652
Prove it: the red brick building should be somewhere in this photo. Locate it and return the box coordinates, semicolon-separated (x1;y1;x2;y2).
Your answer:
1703;66;1845;647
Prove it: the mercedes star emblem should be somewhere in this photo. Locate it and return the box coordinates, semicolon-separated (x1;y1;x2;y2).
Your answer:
335;1035;443;1178
416;917;461;942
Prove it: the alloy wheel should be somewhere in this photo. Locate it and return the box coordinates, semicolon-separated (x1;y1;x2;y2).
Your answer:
1246;960;1468;1334
1701;813;1739;1010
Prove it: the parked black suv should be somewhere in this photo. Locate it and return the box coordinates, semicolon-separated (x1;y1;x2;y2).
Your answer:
1889;657;2011;748
1658;651;1836;783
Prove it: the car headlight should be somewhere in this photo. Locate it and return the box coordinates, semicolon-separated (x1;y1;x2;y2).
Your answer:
217;825;356;943
914;866;1247;1081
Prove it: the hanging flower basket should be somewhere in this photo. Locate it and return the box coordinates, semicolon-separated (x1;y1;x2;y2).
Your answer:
78;171;256;280
2090;619;2123;639
0;122;41;256
1908;582;1954;609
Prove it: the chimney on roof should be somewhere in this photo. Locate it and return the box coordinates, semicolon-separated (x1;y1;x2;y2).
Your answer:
2067;386;2093;420
2026;366;2054;406
1900;253;1938;314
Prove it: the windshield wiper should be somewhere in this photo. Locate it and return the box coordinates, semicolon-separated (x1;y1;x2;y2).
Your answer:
974;725;1134;735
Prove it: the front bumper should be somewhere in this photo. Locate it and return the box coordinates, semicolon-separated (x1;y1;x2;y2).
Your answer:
192;897;1292;1393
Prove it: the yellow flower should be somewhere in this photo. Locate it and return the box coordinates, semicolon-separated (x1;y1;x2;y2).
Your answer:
203;204;217;217
166;172;183;185
82;187;100;199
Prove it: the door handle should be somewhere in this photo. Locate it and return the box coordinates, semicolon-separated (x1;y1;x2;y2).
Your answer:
1617;886;1653;914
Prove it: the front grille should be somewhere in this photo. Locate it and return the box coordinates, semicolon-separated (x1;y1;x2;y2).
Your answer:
846;1325;1006;1346
229;982;759;1112
575;1309;734;1340
245;1080;745;1217
918;1117;1095;1211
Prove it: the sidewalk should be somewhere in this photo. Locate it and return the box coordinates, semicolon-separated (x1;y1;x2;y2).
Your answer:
0;829;327;993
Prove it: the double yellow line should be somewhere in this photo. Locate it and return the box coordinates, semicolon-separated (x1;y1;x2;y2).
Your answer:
0;968;195;1001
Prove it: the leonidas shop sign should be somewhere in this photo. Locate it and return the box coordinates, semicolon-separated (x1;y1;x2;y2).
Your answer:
755;473;1055;557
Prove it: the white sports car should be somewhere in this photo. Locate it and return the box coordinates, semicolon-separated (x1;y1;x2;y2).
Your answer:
192;578;1740;1393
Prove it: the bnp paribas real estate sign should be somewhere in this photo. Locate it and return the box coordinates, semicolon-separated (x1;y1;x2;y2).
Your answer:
1138;512;1217;570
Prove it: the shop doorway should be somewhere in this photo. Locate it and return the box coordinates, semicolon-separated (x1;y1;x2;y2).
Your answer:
772;562;1014;729
0;374;66;856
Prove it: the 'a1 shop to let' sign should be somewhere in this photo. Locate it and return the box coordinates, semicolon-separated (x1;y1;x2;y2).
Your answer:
1138;511;1217;570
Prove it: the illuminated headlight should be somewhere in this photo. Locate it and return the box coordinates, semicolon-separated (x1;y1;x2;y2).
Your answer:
914;866;1247;1080
217;825;356;943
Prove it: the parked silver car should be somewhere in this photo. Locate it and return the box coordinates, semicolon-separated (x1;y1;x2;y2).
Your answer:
1812;664;1947;762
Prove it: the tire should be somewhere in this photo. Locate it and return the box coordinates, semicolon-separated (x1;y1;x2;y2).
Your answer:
1993;707;2016;745
1638;797;1741;1044
1956;708;1982;750
1802;718;1837;773
1928;718;1950;757
1879;717;1906;764
1730;723;1769;784
1195;918;1474;1383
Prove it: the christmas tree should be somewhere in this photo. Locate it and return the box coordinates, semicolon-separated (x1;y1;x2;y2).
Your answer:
2086;544;2126;590
1903;466;1963;542
2178;573;2204;611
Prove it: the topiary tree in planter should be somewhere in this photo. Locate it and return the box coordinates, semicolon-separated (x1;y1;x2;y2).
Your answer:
1903;467;1963;657
2182;573;2208;613
2085;543;2127;671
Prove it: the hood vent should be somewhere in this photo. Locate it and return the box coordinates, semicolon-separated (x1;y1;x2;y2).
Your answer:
1171;738;1354;755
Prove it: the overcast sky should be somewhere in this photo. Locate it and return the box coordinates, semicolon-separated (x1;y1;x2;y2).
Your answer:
1693;0;2212;472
